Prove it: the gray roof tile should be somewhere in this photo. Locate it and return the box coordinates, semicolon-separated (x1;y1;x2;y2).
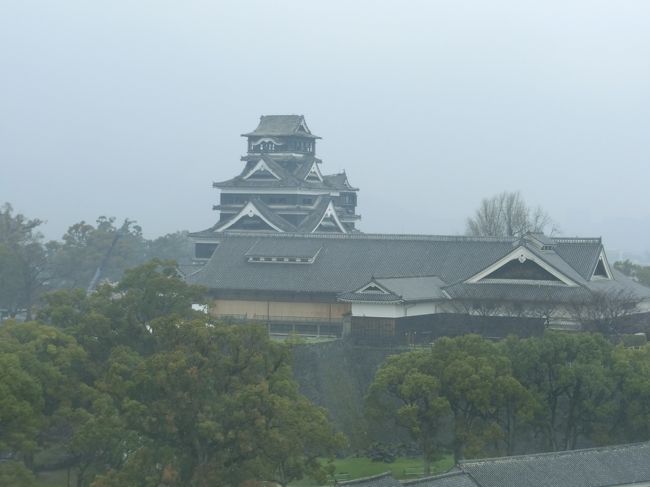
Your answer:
337;472;401;486
188;232;648;305
402;470;479;487
242;114;321;139
459;441;650;487
189;233;516;294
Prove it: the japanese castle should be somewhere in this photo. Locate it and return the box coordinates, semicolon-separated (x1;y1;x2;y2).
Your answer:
188;115;650;344
210;115;358;235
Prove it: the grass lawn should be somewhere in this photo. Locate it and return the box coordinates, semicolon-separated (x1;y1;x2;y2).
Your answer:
34;469;74;487
290;455;454;486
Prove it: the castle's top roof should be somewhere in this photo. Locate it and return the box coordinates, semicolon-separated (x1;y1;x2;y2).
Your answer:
242;115;321;139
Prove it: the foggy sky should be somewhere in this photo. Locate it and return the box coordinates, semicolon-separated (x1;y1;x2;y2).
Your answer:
1;1;649;257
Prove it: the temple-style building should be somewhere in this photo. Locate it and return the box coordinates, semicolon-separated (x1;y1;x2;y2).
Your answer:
204;115;359;239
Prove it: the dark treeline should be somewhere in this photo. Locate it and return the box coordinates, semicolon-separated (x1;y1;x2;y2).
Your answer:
0;203;192;320
0;261;344;487
367;333;650;473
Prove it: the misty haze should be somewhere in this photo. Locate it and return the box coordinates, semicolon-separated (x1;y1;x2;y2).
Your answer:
2;2;650;487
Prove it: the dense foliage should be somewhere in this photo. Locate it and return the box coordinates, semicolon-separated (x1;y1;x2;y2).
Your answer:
0;203;192;320
368;333;650;464
0;261;344;486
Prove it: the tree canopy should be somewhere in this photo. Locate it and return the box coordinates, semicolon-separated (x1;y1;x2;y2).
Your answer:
1;261;344;486
466;191;557;237
368;333;650;462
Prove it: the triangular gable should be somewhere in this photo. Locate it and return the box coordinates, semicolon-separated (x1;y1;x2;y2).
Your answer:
312;201;347;234
242;159;281;181
591;250;613;280
304;161;323;182
215;201;286;232
466;246;579;286
357;280;392;294
296;117;311;134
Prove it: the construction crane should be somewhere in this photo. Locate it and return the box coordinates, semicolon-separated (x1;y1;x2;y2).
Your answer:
86;218;134;295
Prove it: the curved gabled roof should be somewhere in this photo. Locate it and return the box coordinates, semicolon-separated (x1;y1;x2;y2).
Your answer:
242;115;321;139
188;232;650;305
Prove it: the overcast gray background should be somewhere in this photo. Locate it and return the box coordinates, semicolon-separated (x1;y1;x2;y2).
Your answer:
1;1;649;259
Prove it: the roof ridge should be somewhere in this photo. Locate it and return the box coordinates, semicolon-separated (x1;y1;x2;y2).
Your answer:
458;441;650;467
552;237;602;244
215;232;522;242
375;274;442;280
401;469;467;485
337;471;394;485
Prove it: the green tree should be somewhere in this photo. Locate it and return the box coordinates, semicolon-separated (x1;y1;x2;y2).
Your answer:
0;351;43;456
367;350;450;474
0;203;48;319
504;332;615;450
610;343;650;442
0;320;87;477
37;261;343;486
0;461;36;487
90;321;343;487
368;335;534;464
47;217;146;290
145;231;192;265
428;335;534;460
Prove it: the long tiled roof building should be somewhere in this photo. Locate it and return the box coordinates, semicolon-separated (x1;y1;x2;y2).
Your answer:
189;116;650;343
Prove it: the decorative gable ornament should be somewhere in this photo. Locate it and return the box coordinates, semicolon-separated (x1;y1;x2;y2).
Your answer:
466;246;578;286
313;201;347;233
305;162;323;182
215;201;286;233
242;159;281;181
358;281;391;294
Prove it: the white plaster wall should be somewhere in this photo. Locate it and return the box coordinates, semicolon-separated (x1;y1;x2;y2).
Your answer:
351;302;403;318
404;302;438;316
351;301;439;318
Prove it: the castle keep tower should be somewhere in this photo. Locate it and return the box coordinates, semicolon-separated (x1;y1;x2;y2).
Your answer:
210;115;360;234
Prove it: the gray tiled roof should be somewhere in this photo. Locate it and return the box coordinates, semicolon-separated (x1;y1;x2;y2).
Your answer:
402;470;479;487
242;114;321;139
205;197;350;235
188;232;649;305
229;197;297;232
189;233;516;294
459;441;650;487
337;472;401;486
443;282;593;303
214;157;355;192
550;238;603;280
375;276;449;301
296;197;336;232
588;268;650;299
350;442;650;487
323;172;359;191
244;238;323;259
339;276;448;303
